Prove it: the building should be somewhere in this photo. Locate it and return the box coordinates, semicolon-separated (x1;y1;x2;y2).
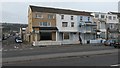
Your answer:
78;14;97;44
26;5;96;46
106;12;119;39
28;5;58;45
0;23;2;41
56;14;79;44
91;12;107;40
118;1;120;12
108;12;120;40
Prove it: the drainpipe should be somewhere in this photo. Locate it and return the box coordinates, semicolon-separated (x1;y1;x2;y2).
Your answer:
106;27;109;40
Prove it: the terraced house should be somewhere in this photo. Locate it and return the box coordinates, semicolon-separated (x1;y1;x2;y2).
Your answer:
25;5;96;46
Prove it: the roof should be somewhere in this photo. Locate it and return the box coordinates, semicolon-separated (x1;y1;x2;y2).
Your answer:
32;27;58;30
29;5;92;16
108;12;120;17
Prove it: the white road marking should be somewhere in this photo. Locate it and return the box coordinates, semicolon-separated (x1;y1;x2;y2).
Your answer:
9;49;14;51
0;49;2;51
30;48;33;49
13;49;17;50
4;50;8;51
19;49;23;50
110;64;120;67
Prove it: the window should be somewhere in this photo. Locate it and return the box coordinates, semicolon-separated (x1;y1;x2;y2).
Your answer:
80;16;83;21
48;14;54;19
61;15;64;19
110;25;113;29
71;16;73;20
43;22;47;26
95;14;99;18
108;16;112;20
86;26;91;31
101;15;104;18
62;22;68;27
63;32;69;40
88;17;90;21
71;22;74;27
113;16;116;20
40;22;51;27
36;13;43;18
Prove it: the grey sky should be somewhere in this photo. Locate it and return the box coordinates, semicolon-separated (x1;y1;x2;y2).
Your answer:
1;2;118;24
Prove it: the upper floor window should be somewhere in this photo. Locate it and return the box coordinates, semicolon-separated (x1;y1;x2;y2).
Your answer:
88;17;90;21
101;15;105;18
61;15;64;19
48;14;54;19
40;22;50;27
80;16;83;21
95;14;99;18
108;16;112;20
62;22;68;27
71;16;73;20
113;16;116;20
35;14;43;18
71;22;74;27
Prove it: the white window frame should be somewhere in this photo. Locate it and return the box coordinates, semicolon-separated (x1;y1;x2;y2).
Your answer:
80;16;83;21
39;22;51;27
113;16;116;20
71;16;73;20
101;15;105;18
63;32;70;40
71;22;74;27
48;14;54;19
108;16;112;20
61;15;64;19
36;13;43;18
62;22;68;27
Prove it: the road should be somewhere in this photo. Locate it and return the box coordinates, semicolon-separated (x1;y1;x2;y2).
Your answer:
2;36;117;58
3;52;118;66
2;44;116;58
2;36;119;67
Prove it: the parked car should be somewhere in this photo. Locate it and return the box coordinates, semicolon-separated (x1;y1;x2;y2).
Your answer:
15;37;22;43
104;40;114;46
113;40;120;48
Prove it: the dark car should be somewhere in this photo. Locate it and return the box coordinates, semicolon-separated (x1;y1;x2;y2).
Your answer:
113;40;120;48
104;40;114;46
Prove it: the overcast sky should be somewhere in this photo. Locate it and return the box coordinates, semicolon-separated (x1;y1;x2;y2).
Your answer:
1;1;119;24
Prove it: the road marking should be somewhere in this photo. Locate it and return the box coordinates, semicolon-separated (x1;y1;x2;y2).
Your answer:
0;49;2;51
9;49;14;51
13;49;17;50
4;50;8;51
19;49;23;50
29;48;33;50
110;64;120;67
